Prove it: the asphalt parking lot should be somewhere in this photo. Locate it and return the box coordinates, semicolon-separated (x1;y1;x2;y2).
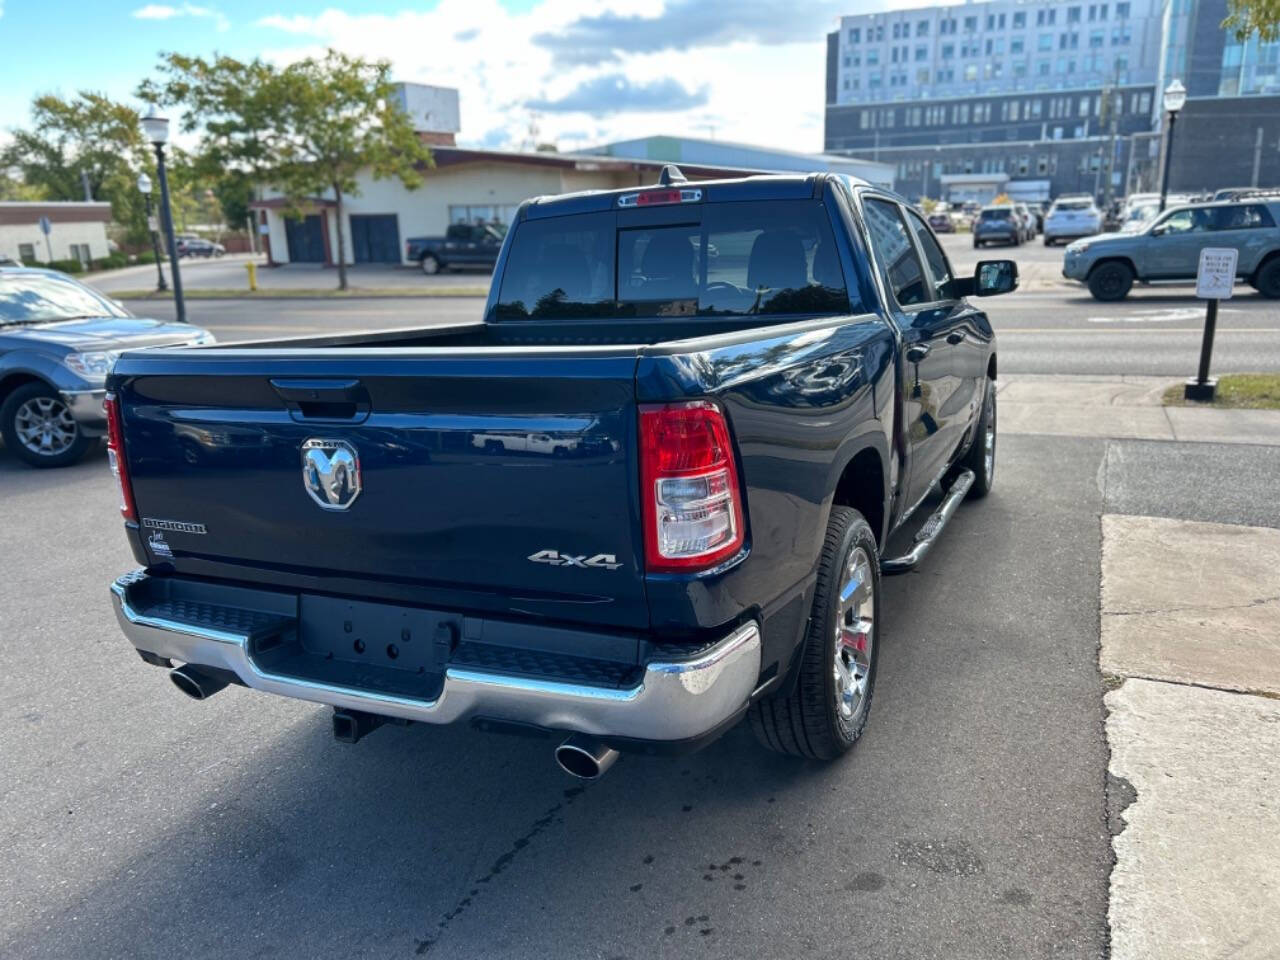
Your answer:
2;431;1113;959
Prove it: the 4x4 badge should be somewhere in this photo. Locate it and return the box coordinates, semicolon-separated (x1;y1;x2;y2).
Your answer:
528;549;622;570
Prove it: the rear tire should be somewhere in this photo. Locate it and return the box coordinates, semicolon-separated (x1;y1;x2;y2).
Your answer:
749;507;880;760
1087;261;1134;301
420;254;441;276
1254;257;1280;298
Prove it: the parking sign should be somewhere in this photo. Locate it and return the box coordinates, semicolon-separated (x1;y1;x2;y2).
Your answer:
1196;248;1237;300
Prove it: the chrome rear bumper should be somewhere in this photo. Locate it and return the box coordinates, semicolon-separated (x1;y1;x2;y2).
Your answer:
110;571;761;743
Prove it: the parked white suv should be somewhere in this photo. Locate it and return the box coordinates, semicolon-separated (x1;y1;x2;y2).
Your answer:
1044;198;1103;246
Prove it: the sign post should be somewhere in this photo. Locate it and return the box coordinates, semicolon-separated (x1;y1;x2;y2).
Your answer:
38;215;53;262
1185;247;1237;401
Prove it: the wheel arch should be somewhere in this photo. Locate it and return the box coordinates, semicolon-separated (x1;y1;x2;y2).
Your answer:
830;443;888;551
1086;255;1138;279
0;371;52;407
1250;249;1280;282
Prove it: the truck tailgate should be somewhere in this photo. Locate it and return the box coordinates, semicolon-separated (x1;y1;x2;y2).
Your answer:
113;351;648;630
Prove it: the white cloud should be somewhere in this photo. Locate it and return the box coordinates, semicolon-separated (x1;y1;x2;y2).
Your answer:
132;3;229;32
252;0;847;154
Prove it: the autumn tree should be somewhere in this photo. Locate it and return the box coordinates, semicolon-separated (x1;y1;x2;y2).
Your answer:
142;50;433;289
1223;0;1280;41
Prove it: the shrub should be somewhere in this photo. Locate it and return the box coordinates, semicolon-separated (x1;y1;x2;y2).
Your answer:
92;253;129;271
42;258;85;274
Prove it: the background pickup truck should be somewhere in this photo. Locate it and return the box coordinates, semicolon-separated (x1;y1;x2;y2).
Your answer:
405;223;506;275
106;168;1014;779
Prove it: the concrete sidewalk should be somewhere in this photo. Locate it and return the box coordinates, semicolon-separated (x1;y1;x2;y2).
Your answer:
999;374;1280;445
1101;515;1280;959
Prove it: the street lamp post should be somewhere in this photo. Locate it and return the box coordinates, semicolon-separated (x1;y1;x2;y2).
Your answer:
1158;79;1187;213
136;172;167;293
140;108;186;323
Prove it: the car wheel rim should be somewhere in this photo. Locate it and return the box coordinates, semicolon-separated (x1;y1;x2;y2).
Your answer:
14;396;78;456
984;390;996;481
834;547;875;728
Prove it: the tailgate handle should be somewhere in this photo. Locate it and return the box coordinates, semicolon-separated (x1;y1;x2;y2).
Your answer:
270;378;370;422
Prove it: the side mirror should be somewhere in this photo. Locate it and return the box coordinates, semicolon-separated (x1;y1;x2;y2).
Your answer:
950;260;1019;298
1150;225;1165;236
975;259;1018;296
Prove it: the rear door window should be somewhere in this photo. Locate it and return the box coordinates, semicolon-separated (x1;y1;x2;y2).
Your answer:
862;198;931;306
905;209;954;294
495;200;854;320
1211;204;1276;230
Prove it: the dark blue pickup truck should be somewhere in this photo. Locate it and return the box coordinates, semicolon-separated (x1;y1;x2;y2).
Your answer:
106;168;1013;779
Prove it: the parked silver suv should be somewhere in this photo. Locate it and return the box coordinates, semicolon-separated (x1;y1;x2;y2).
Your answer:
1061;199;1280;301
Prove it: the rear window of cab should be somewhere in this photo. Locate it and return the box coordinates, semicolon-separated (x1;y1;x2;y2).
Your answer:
494;200;856;320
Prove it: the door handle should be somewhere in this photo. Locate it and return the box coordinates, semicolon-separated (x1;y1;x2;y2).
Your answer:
946;331;965;345
906;344;931;363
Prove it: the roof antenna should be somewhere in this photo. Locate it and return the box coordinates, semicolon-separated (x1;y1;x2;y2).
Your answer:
658;164;687;186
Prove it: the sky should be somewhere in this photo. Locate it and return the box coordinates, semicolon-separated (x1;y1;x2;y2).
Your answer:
0;0;942;155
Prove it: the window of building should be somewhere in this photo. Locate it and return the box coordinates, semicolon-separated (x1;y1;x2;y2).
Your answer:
1017;156;1030;175
849;27;860;42
964;63;979;81
964;15;978;30
916;45;928;60
860;112;871;129
869;74;882;88
1039;33;1054;51
876;25;884;41
1037;154;1050;174
1031;98;1043;118
986;13;995;29
1010;100;1021;121
852;53;861;66
1099;3;1108;18
942;42;955;58
892;22;901;39
918;19;929;35
1139;91;1151;112
71;243;91;267
1090;29;1104;48
1015;60;1029;78
957;102;970;123
891;47;899;63
18;243;36;262
1112;25;1131;44
1000;13;1007;28
916;67;929;83
868;48;880;65
1052;126;1063;140
1116;1;1130;17
1037;9;1046;25
1039;60;1051;75
1088;4;1097;20
1014;11;1027;28
1080;95;1091;116
1011;36;1025;54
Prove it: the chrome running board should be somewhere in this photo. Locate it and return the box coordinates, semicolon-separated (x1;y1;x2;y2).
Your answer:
880;469;975;575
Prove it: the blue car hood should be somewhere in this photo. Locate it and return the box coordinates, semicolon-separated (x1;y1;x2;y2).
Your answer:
3;316;205;353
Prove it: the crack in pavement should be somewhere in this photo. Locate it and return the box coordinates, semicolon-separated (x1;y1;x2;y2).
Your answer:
1104;594;1280;618
414;784;587;955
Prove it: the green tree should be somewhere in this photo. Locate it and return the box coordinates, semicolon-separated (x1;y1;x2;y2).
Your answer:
1224;0;1280;41
2;92;152;245
142;49;433;289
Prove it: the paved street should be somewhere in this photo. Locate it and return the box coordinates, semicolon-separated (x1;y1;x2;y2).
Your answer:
117;285;1280;378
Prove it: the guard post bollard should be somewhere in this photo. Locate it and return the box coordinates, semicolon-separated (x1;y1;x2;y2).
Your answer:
1185;247;1237;402
245;260;258;292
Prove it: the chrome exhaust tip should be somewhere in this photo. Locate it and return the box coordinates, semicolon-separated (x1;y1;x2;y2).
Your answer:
554;734;619;780
169;664;230;701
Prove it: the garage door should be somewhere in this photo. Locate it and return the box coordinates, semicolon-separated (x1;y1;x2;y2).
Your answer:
284;214;326;263
350;214;401;264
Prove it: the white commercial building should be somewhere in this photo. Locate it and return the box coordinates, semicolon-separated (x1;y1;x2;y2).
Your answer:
831;0;1164;106
0;202;113;266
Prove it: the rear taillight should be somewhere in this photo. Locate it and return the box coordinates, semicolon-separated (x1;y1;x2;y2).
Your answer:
639;401;744;573
104;393;137;523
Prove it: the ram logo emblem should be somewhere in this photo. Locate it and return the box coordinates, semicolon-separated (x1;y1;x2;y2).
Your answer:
302;439;361;511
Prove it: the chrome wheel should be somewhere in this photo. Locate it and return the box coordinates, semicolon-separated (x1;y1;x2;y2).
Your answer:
834;546;875;727
14;396;78;457
984;390;996;482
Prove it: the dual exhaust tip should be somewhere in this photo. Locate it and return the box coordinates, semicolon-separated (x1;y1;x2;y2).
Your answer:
170;665;619;780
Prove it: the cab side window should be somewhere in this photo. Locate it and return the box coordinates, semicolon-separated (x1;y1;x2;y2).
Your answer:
863;198;931;306
905;209;954;296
